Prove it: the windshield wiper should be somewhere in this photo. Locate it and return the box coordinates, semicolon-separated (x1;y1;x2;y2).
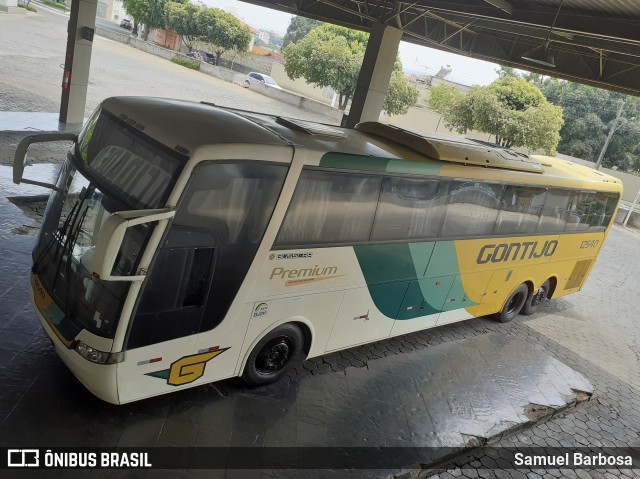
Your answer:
33;195;81;274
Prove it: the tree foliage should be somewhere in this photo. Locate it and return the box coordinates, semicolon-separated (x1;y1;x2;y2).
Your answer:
384;68;420;116
121;0;148;35
123;0;250;58
164;1;200;50
123;0;184;40
283;23;419;115
282;16;323;47
197;8;252;65
539;79;640;171
428;77;563;154
283;24;365;109
495;66;640;171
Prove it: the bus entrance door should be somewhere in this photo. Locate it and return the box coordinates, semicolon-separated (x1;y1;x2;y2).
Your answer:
117;227;219;403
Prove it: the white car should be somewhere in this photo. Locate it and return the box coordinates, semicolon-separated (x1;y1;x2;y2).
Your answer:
244;72;282;90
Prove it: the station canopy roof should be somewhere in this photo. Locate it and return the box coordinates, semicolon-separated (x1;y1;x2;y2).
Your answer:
243;0;640;96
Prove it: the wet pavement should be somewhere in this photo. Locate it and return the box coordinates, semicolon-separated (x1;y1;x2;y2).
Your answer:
0;163;600;479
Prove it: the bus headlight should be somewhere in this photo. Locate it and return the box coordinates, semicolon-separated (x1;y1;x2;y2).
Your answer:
74;341;124;364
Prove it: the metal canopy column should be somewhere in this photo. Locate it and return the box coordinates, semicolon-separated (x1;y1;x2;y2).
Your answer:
60;0;97;124
346;23;402;128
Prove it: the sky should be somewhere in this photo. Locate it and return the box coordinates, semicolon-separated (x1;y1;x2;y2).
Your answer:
205;0;500;86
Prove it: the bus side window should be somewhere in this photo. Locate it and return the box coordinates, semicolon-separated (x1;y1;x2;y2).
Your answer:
178;162;288;333
371;177;448;240
440;181;503;237
566;191;595;232
588;192;618;231
538;189;571;233
495;186;546;235
276;170;380;246
183;248;215;307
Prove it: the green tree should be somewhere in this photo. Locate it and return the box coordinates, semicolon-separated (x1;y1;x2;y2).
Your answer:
496;66;518;79
384;67;420;116
428;77;564;154
539;78;640;171
164;1;200;51
283;24;419;114
122;0;185;40
496;66;545;87
197;8;252;65
282;16;322;47
122;0;147;36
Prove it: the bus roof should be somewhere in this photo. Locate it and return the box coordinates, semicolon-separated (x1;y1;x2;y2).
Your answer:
102;97;623;193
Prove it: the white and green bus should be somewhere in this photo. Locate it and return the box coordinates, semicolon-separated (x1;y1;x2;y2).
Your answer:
14;97;622;404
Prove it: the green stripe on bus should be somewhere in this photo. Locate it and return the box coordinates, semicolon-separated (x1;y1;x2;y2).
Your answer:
354;241;476;320
319;153;443;176
320;153;391;171
384;159;442;176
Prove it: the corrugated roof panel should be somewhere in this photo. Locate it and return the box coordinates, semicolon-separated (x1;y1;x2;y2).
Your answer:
517;0;640;18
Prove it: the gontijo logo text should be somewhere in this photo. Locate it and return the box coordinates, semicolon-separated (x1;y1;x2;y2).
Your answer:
270;265;344;287
477;240;558;264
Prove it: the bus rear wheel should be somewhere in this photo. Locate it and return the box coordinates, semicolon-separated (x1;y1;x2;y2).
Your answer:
521;280;551;316
495;284;529;323
241;324;304;386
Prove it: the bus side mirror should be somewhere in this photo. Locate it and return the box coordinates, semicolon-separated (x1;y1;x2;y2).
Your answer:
14;133;78;191
87;208;175;282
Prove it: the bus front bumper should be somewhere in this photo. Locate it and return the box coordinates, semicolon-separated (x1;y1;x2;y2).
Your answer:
29;282;121;405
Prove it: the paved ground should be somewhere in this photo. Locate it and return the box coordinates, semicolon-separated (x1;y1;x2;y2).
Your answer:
1;8;640;479
0;7;338;166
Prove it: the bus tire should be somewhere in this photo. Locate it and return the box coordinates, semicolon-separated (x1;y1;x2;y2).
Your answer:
494;284;528;323
521;280;551;316
241;323;304;386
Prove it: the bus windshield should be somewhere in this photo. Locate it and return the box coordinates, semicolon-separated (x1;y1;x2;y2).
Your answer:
76;108;185;210
32;109;185;338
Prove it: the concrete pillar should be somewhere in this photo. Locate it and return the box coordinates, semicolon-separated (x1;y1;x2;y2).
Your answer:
346;23;402;128
0;0;26;14
60;0;97;124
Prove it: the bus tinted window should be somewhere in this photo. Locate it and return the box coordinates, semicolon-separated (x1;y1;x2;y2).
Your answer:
588;192;618;231
276;170;381;245
566;191;595;232
78;110;183;210
441;181;503;237
184;248;215;307
496;186;546;235
185;163;287;245
538;189;571;233
372;177;447;240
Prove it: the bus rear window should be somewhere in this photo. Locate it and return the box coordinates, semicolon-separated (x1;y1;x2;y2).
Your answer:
76;109;184;209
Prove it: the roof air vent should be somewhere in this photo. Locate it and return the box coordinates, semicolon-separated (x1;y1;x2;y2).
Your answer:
276;117;347;139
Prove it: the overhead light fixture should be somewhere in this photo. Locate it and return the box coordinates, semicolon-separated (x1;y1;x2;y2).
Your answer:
521;40;555;67
521;0;565;68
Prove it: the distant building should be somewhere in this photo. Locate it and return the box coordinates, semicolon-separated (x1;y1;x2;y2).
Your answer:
256;30;271;44
94;0;128;23
96;0;112;20
434;64;452;79
111;0;128;22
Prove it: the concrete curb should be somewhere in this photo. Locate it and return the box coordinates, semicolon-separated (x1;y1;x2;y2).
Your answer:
411;391;593;479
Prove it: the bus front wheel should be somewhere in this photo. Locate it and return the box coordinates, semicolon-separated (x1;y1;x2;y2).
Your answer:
241;324;304;386
495;284;529;323
521;280;551;316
